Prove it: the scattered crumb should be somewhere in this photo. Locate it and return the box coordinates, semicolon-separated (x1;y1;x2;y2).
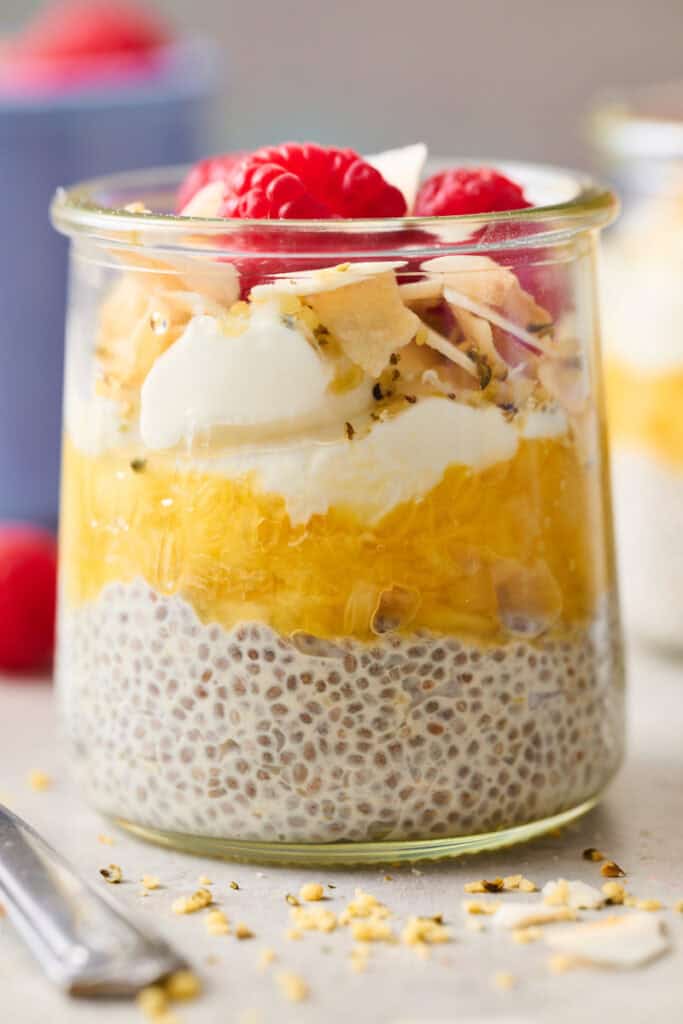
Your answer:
401;916;450;945
518;878;538;893
339;889;390;924
502;874;523;890
276;971;309;1003
136;985;168;1020
384;875;393;882
465;917;485;932
165;970;201;1002
602;881;626;905
350;918;394;942
99;864;122;884
675;900;683;913
285;928;303;941
492;971;517;991
97;834;114;845
206;909;230;936
285;893;300;907
172;888;212;914
299;882;325;902
205;955;221;966
258;947;276;969
464;878;504;894
543;878;604;910
462;899;501;916
350;943;371;973
235;922;254;940
492;903;576;930
290;905;337;934
582;847;605;862
28;771;51;792
411;868;423;876
512;927;542;945
328;883;336;890
548;954;579;974
230;881;240;890
624;898;663;912
198;875;213;886
141;875;160;891
600;860;626;878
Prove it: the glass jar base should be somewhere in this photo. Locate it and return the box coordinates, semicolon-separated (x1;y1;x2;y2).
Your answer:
113;795;601;867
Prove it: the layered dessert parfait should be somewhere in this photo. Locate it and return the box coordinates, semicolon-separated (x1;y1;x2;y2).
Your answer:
602;173;683;649
53;146;624;854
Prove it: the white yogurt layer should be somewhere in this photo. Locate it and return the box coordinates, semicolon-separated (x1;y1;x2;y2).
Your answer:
601;253;683;372
140;303;372;449
611;446;683;647
186;399;566;525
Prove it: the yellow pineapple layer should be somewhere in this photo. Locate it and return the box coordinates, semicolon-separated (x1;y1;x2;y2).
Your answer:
60;434;613;643
606;358;683;467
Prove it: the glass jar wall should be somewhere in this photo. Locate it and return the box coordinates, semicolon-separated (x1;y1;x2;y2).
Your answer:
51;164;623;862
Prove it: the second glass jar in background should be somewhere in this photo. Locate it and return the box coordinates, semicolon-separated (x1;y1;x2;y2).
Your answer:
594;84;683;651
52;164;623;862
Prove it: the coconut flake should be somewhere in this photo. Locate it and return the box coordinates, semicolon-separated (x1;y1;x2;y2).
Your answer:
444;286;555;357
419;325;479;378
543;879;605;911
492;902;577;930
545;914;669;969
180;180;226;218
307;271;420;377
365;143;428;213
250;261;407;298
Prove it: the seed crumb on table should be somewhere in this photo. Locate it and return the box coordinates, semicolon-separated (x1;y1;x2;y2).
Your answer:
99;864;122;884
299;882;325;902
172;888;212;914
28;770;51;792
276;971;309;1003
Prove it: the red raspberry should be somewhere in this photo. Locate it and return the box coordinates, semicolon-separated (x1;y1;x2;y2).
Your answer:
176;153;246;213
0;527;58;675
12;1;169;61
414;167;531;217
219;143;407;220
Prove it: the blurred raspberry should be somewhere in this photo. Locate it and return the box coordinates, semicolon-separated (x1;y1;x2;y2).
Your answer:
176;153;246;213
414;166;531;217
10;1;169;61
0;527;57;675
219;143;407;220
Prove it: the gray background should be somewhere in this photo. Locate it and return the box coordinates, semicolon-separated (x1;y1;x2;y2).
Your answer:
3;0;683;169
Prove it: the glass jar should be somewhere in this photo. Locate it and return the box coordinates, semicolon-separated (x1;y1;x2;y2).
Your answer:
593;85;683;650
51;163;623;864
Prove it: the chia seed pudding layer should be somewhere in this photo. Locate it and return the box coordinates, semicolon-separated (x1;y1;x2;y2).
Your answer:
57;579;624;844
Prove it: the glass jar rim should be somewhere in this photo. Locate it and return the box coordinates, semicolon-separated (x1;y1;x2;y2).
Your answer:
591;80;683;161
50;159;617;255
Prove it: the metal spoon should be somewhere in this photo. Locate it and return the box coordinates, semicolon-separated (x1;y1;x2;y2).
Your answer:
0;803;187;996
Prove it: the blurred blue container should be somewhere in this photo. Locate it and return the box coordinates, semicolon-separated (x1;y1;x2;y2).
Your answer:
0;40;217;526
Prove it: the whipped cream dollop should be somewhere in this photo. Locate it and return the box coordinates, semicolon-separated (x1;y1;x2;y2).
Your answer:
140;303;372;449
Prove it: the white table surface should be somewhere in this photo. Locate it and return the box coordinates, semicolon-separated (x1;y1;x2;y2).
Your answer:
1;642;682;1024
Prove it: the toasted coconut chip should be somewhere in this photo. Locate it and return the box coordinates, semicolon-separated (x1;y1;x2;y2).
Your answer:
422;255;517;306
370;585;421;635
365;143;427;213
545;914;669;969
543;879;605;911
493;903;577;930
308;271;420;377
250;261;407;298
419;325;479;378
452;307;509;378
398;279;444;303
444;286;555;357
180;180;226;218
